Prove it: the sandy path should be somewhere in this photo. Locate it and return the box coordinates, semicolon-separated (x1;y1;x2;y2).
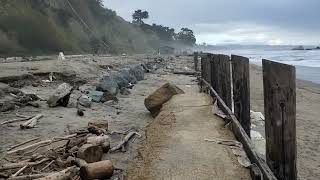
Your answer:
128;81;250;180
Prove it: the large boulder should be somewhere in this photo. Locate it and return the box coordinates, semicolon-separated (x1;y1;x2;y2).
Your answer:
47;83;73;107
112;73;129;89
96;76;119;96
129;65;144;81
119;69;137;84
144;83;184;117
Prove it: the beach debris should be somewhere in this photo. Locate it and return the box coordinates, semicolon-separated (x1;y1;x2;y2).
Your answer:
250;110;265;121
77;144;103;163
88;119;108;135
250;110;265;127
0;101;15;112
80;160;114;180
205;138;251;168
20;114;43;129
58;52;66;60
37;166;79;180
251;130;266;156
212;100;227;119
47;83;73;107
144;83;184;117
204;138;243;148
86;135;110;153
86;135;110;146
110;131;141;152
7;134;77;155
173;71;196;75
1;114;36;125
6;137;39;151
0;120;119;179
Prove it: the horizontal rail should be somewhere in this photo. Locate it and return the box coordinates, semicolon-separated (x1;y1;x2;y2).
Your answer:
201;78;277;180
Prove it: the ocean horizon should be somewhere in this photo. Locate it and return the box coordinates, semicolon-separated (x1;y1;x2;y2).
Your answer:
203;46;320;84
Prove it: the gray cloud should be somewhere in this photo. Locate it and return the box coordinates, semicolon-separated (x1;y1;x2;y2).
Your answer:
104;0;320;45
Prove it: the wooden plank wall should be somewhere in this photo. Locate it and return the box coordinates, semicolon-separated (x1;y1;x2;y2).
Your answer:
216;54;232;110
262;60;297;180
231;55;251;137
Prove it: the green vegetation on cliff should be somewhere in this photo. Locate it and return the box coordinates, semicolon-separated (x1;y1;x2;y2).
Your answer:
0;0;161;56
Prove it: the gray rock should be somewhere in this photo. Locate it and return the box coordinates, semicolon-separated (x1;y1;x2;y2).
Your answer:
119;69;137;84
88;91;104;103
129;65;145;81
47;83;73;107
112;73;129;89
78;95;92;108
96;76;119;96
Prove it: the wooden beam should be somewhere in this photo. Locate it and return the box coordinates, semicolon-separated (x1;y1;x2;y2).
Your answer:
262;60;297;180
201;78;277;180
231;55;251;137
194;52;199;71
212;54;232;110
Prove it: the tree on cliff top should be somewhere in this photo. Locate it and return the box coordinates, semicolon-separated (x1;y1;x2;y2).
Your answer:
132;10;149;25
175;28;196;46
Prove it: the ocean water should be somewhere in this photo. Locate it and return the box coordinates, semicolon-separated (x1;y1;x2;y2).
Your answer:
207;48;320;84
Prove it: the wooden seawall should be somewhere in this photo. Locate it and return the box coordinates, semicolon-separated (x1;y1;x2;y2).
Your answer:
196;52;297;180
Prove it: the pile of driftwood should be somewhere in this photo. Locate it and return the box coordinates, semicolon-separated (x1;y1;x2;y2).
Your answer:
0;120;141;180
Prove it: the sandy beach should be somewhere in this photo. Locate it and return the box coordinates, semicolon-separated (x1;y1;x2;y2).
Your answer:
0;55;319;179
250;64;320;180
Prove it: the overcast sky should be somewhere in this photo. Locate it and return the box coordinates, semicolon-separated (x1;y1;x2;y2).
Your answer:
104;0;320;45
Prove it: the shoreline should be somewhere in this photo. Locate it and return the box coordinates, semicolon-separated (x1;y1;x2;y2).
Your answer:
250;61;320;85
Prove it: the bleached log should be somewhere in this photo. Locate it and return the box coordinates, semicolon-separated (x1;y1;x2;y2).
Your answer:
37;166;79;180
0;158;50;171
20;114;43;129
1;116;34;125
110;132;140;152
7;134;77;155
7;173;50;180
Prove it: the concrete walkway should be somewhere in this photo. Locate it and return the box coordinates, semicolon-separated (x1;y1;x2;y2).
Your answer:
128;85;250;180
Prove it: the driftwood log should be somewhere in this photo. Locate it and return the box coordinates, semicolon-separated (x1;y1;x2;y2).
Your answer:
1;115;34;125
173;71;196;75
77;144;103;163
7;138;39;151
0;158;50;171
20;114;43;129
37;166;79;180
7;134;77;155
110;132;140;152
7;173;50;180
80;160;114;180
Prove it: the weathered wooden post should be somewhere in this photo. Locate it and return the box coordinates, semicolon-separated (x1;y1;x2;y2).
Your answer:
217;54;232;110
231;55;251;137
263;59;297;180
194;52;199;71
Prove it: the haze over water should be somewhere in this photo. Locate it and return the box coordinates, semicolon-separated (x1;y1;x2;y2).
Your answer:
207;46;320;84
